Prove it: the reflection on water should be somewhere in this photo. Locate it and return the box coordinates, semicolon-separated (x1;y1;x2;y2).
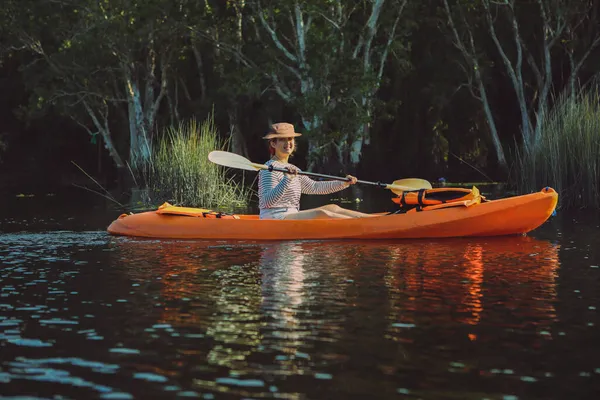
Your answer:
385;238;559;334
1;230;599;398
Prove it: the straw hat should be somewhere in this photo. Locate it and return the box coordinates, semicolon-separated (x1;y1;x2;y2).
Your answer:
262;122;302;139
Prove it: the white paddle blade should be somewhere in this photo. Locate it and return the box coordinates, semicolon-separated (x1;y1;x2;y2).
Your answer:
208;151;265;172
392;178;432;190
387;178;432;196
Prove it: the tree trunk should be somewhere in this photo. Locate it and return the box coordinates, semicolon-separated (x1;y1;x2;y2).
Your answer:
442;0;507;169
349;97;372;169
191;41;207;104
227;104;247;157
81;100;125;168
481;0;534;155
346;0;404;170
303;115;322;172
227;0;248;158
124;72;152;170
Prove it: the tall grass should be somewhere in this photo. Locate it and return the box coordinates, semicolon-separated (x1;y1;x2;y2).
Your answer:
149;116;253;209
515;87;600;209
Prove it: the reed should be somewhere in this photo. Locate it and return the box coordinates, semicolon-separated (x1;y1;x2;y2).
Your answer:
515;87;600;208
149;116;253;209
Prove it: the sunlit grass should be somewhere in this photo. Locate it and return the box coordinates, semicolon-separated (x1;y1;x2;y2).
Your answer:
515;87;600;208
148;116;253;210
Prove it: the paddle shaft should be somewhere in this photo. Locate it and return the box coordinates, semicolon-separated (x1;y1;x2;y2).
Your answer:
207;151;430;192
266;165;394;189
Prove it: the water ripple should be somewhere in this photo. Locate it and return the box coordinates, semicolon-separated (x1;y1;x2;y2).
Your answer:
1;227;599;398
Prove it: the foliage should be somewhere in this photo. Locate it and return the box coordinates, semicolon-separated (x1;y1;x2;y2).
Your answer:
2;0;600;209
148;116;253;209
4;0;192;170
241;0;413;169
515;85;600;208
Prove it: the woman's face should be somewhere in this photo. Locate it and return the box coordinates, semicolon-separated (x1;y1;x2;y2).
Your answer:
271;137;295;156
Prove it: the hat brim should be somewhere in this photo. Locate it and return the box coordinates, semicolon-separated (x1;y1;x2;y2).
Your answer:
262;132;302;139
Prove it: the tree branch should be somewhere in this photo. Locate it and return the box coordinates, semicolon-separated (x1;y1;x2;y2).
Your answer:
376;0;406;83
255;1;298;62
148;50;170;130
294;2;307;68
269;73;293;101
359;0;385;69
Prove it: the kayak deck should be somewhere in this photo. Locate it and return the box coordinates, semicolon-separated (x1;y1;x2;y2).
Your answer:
107;188;558;240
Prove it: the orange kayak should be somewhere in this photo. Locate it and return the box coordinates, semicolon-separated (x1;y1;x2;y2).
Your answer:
107;187;558;240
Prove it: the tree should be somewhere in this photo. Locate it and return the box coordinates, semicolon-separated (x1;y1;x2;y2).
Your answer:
3;0;186;171
187;0;257;158
443;0;600;158
442;0;507;169
243;0;410;171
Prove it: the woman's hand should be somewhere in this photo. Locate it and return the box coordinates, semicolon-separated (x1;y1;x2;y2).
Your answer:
285;165;300;178
345;175;358;185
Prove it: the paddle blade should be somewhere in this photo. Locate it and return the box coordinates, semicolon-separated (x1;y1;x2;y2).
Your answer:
208;151;265;172
392;178;432;190
388;178;432;195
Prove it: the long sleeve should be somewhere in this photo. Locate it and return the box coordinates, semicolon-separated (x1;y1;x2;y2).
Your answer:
258;159;350;210
299;175;348;195
258;168;295;209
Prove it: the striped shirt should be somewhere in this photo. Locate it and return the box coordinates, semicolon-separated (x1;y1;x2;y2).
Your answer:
258;159;349;210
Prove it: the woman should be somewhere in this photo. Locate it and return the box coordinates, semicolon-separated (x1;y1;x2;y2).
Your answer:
258;122;374;220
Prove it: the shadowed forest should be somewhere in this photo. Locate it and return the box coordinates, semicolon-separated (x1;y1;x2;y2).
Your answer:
1;0;599;208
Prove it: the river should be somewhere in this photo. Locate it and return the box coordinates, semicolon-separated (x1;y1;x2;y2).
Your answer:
1;189;599;399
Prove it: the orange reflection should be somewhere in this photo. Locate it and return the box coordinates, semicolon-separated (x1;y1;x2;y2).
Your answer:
109;235;560;377
463;244;484;327
382;236;560;341
110;236;559;333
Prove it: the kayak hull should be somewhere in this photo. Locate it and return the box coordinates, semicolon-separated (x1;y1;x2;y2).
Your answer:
107;188;558;240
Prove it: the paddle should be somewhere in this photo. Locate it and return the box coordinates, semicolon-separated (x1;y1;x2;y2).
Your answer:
208;150;432;194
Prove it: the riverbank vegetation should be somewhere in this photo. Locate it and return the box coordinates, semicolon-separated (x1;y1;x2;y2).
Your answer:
1;0;600;208
516;85;600;209
149;117;253;209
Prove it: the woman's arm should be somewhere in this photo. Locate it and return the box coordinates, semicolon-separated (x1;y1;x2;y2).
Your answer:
299;175;349;195
258;169;295;208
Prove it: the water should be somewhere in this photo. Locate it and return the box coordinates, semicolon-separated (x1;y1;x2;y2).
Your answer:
1;191;599;399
